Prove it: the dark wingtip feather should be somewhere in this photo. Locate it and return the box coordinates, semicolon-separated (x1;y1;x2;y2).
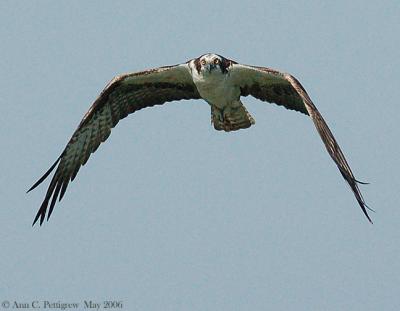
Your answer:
348;175;374;221
47;182;63;221
360;201;373;224
362;205;374;224
30;154;64;226
364;202;375;213
32;214;40;226
27;155;62;193
355;179;369;185
32;199;49;226
344;169;374;223
284;74;373;224
59;178;70;201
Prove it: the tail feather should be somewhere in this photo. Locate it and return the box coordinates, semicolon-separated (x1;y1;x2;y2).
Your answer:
212;103;255;132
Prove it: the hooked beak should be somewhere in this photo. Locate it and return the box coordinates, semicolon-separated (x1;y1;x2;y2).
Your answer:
205;63;217;73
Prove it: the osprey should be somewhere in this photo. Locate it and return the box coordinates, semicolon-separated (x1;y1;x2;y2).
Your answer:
28;53;372;225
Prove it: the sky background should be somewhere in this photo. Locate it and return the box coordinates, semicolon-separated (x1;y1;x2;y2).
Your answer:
1;1;399;310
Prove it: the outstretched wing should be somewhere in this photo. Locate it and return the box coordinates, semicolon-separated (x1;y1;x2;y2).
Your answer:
28;63;201;225
230;64;372;223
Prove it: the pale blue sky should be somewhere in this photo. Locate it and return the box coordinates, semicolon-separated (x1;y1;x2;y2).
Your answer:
1;1;399;310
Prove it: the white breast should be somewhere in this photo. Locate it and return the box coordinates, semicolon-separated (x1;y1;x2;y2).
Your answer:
191;63;240;109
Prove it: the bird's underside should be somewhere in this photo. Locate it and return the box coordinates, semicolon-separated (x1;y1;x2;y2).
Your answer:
28;53;372;225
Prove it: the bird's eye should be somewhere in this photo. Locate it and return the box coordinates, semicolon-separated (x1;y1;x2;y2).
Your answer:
214;58;220;65
201;59;206;66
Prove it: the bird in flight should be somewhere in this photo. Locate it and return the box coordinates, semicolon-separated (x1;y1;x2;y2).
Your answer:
28;53;372;225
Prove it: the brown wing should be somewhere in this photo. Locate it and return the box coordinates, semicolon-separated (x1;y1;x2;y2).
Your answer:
230;64;372;223
28;63;200;225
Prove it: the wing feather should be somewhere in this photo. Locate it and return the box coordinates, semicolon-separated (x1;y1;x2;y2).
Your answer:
231;64;309;115
29;63;200;225
230;64;372;222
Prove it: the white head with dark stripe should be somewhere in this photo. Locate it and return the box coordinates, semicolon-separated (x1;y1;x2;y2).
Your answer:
193;53;233;75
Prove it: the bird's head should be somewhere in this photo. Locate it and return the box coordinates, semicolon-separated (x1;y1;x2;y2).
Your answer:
194;53;233;75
